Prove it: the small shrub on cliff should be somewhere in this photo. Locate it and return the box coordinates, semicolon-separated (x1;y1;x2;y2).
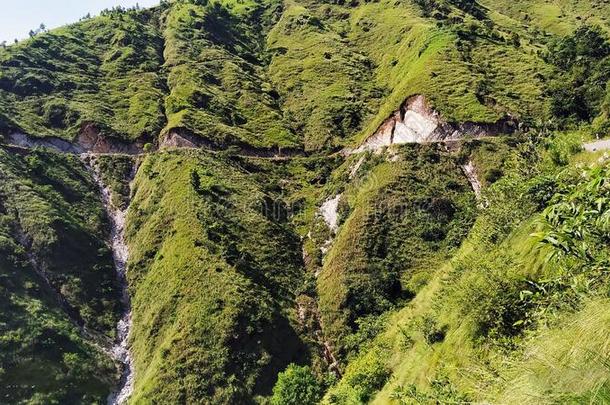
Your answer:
271;365;323;405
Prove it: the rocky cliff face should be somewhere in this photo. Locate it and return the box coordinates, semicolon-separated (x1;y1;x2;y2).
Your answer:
6;125;146;155
349;95;518;154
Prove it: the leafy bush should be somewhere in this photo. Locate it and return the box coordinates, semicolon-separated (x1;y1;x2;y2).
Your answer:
391;373;471;404
463;269;533;343
325;348;390;404
538;164;610;266
271;365;323;405
526;175;559;210
525;164;610;318
545;25;610;69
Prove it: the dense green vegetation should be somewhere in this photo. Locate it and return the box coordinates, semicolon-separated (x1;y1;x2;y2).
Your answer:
0;148;120;335
315;145;476;360
0;0;562;150
96;154;136;209
322;131;610;404
125;150;314;402
0;147;118;403
545;25;610;131
0;0;609;403
0;8;165;140
271;364;324;405
162;0;301;149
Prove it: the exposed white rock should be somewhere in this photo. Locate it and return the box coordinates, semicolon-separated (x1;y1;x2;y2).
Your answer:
349;155;366;178
393;110;439;143
353;129;392;153
352;95;440;153
461;160;483;201
346;95;516;155
7;132;83;153
317;194;342;260
320;194;341;233
82;155;136;405
584;139;610;152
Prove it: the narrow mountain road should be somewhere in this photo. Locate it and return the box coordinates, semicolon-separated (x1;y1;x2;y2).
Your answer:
5;141;304;161
2;132;306;160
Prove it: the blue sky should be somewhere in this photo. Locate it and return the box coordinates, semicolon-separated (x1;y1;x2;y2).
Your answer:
0;0;160;43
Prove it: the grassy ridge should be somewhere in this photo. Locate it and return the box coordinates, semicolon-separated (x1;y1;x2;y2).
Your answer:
315;145;476;361
162;0;299;149
126;150;312;403
480;0;610;36
266;1;383;151
0;7;165;140
324;131;610;403
0;0;561;151
0;247;115;404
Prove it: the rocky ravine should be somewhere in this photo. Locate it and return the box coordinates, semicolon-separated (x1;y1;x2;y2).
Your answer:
82;155;137;405
3;131;139;403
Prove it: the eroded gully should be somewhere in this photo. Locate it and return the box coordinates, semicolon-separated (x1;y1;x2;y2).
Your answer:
82;154;136;405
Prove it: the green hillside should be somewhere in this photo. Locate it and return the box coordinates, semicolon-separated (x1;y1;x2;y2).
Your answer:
125;150;312;402
0;0;609;403
0;147;118;403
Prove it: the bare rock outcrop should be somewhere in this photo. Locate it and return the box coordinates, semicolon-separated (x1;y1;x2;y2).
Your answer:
77;124;145;154
348;95;517;154
5;124;146;155
6;132;83;153
159;129;213;150
461;160;483;201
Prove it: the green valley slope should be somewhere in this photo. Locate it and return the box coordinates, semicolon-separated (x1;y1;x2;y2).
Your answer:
0;0;609;404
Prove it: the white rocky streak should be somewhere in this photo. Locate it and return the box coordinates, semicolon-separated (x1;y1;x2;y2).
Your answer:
461;160;483;201
392;110;438;144
82;155;135;405
318;194;342;259
320;194;341;233
354;128;393;153
349;155;366;179
352;95;440;154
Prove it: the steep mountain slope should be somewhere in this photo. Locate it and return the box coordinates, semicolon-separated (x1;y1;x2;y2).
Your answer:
0;0;564;151
0;8;166;141
125;150;311;402
326;142;610;404
0;0;609;404
314;145;477;360
0;148;119;403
